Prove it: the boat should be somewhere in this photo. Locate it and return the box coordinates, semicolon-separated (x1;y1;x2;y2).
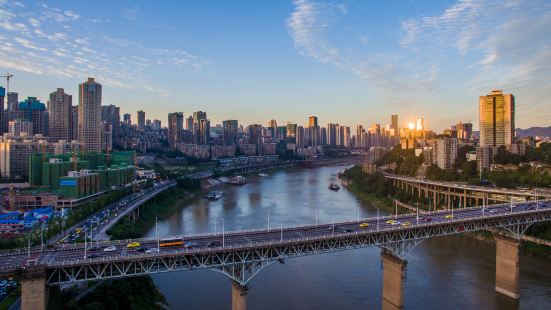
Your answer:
258;173;268;177
328;184;340;191
202;191;224;200
228;176;247;185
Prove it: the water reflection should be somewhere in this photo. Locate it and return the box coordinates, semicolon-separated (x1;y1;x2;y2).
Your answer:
146;165;549;309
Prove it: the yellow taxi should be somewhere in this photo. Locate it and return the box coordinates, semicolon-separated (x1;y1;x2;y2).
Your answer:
386;220;396;224
359;223;369;228
444;214;454;219
401;222;411;227
126;242;141;248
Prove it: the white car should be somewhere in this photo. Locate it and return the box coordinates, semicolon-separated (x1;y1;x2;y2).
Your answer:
145;248;160;254
103;245;117;252
489;209;497;213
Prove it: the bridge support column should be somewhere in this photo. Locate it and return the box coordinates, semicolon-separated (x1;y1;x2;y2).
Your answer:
232;281;248;310
381;250;407;310
21;268;48;310
495;234;520;299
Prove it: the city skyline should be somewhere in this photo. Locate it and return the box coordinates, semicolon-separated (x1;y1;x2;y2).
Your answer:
0;0;550;131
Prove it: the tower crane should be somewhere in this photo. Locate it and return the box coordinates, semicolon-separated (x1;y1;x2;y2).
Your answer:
0;73;13;93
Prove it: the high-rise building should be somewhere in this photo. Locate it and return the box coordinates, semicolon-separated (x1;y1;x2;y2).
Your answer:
101;123;113;151
152;119;161;130
308;116;318;128
456;121;473;141
434;137;457;170
193;111;207;125
296;126;305;148
8;119;33;137
268;119;277;138
479;90;515;147
197;119;210;145
321;127;327;145
101;105;120;145
137;110;145;131
71;105;78;141
168;112;184;146
7;92;18;112
18;97;48;136
286;123;297;144
48;88;72;141
222;120;239;146
391;114;399;136
78;77;102;152
248;124;263;155
327;123;338;146
186;116;193;131
123;113;131;126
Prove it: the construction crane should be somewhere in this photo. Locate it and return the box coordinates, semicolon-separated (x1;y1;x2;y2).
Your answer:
0;73;13;93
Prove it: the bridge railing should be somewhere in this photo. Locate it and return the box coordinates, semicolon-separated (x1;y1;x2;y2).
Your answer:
36;204;551;270
1;200;548;263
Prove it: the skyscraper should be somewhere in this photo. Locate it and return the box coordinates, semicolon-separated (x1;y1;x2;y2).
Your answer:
78;77;102;152
18;97;48;136
456;121;473;141
168;112;184;147
308;116;318;128
137;110;145;131
222;120;239;146
479;90;515;147
297;126;305;148
391;114;398;136
48;88;72;141
286;123;297;144
101;105;120;145
197;119;210;145
186;116;193;131
327;123;338;146
123;113;131;126
248;124;263;155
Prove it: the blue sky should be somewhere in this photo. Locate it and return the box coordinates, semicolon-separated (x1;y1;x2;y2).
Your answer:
0;0;550;131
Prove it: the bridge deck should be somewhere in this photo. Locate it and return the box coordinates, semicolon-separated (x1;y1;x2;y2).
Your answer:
0;200;549;281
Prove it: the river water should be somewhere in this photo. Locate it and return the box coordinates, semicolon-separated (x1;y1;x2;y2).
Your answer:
145;165;551;309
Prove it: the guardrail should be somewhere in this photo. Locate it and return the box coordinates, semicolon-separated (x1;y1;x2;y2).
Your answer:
0;200;548;266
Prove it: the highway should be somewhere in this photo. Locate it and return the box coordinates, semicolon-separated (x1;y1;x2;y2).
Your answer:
49;180;176;245
385;174;551;198
0;200;548;273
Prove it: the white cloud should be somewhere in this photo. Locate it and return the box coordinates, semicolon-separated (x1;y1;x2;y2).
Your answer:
286;0;343;65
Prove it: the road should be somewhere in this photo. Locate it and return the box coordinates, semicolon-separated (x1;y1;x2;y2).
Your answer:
385;174;551;198
49;180;176;245
0;200;548;272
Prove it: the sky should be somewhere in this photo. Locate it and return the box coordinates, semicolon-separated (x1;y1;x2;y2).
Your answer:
0;0;550;132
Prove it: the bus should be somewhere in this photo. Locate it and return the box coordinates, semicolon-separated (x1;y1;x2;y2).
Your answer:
159;237;184;247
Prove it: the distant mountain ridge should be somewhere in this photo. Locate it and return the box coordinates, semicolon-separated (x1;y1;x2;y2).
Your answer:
515;127;551;138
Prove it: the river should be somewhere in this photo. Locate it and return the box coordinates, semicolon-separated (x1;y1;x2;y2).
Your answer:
144;165;551;309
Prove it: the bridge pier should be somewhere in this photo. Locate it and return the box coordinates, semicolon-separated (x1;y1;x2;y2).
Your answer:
21;268;48;310
381;250;407;310
495;234;520;299
232;281;248;310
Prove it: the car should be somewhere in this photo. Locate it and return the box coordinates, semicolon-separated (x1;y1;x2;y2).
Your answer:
341;228;354;233
525;206;534;210
87;246;99;251
87;253;100;259
489;209;497;213
386;220;396;224
207;241;221;248
504;207;512;211
444;215;454;219
401;222;411;227
422;217;432;222
103;245;117;252
359;223;369;228
136;246;147;253
145;248;160;254
184;241;197;248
